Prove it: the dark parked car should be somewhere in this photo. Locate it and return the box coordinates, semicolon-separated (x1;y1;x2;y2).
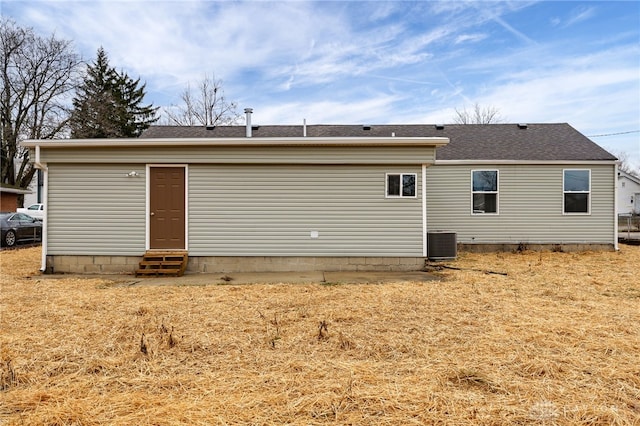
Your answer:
0;212;42;247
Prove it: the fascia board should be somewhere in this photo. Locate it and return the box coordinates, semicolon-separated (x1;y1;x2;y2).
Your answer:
0;187;32;194
21;137;450;149
435;160;618;165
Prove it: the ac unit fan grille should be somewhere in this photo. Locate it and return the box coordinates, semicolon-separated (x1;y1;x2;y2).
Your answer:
427;231;457;260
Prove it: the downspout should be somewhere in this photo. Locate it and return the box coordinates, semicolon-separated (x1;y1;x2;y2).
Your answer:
422;164;427;257
34;145;46;170
34;144;49;271
614;162;619;251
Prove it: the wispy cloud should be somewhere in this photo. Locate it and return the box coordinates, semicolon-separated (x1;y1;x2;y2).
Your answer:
551;6;597;28
454;33;488;44
4;0;639;167
253;96;403;125
489;14;537;45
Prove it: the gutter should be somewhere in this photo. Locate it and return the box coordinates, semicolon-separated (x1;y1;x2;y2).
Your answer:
614;162;619;251
21;136;451;149
435;159;619;166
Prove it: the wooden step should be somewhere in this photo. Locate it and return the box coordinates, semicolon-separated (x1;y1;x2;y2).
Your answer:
136;268;182;275
139;260;184;267
136;251;188;277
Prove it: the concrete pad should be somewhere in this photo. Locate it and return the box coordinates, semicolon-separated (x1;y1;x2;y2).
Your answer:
323;270;439;284
36;270;440;287
121;271;327;286
120;270;439;286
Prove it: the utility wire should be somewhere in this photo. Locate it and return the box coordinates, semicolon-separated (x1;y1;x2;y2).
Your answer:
587;130;640;137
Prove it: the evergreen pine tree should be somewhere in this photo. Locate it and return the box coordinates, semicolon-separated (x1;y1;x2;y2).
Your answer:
113;73;158;137
70;48;158;138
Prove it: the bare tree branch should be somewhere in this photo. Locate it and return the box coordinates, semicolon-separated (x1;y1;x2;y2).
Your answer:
1;18;81;189
453;103;504;124
163;74;241;126
609;150;640;178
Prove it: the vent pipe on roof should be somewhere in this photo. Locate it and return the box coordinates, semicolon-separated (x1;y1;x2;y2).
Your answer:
244;108;253;137
303;119;307;137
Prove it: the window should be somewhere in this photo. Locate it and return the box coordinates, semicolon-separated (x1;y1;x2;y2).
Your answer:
386;173;416;197
563;169;590;214
472;170;498;214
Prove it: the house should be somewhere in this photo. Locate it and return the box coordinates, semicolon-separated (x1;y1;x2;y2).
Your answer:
617;169;640;215
21;114;618;274
0;184;32;212
22;170;43;208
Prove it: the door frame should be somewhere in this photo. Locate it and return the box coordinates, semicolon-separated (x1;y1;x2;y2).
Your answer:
146;164;189;250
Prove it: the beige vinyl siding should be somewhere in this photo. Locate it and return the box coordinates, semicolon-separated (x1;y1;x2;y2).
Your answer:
39;145;435;165
188;164;423;256
47;164;146;255
426;164;615;244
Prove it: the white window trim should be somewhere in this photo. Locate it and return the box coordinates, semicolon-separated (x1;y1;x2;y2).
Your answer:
471;169;499;215
385;173;418;198
562;169;591;215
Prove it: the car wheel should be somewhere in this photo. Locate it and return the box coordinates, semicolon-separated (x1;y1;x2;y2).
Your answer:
4;230;16;247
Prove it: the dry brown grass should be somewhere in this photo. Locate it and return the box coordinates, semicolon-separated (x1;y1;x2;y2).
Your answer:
1;246;639;425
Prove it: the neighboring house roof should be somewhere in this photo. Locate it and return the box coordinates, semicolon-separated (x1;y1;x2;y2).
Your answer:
0;184;32;195
141;123;616;162
618;169;640;185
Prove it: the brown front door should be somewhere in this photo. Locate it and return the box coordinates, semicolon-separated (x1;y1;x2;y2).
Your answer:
149;167;185;249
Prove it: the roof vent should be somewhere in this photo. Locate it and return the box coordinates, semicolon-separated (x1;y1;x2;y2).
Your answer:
244;108;253;137
206;125;215;130
362;125;371;130
435;124;445;130
518;123;528;129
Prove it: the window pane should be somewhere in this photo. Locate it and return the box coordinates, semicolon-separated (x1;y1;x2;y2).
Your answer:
387;174;400;196
565;193;588;213
402;174;416;196
564;170;589;191
473;171;497;192
473;193;497;213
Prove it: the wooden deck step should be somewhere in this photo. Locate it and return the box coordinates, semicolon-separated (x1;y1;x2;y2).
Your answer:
136;251;188;277
136;268;182;275
139;260;184;267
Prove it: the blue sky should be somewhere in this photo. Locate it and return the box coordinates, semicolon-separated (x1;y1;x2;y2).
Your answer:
4;0;640;168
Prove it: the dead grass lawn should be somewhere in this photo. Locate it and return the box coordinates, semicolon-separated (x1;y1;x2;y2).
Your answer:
1;246;639;425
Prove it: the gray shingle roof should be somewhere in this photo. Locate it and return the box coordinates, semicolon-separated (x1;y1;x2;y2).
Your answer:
140;123;616;161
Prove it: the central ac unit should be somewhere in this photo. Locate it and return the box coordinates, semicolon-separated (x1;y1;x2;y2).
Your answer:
427;231;457;260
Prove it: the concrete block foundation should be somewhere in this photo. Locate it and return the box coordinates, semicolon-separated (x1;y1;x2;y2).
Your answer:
46;255;141;274
45;243;615;275
46;255;426;275
188;256;425;273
